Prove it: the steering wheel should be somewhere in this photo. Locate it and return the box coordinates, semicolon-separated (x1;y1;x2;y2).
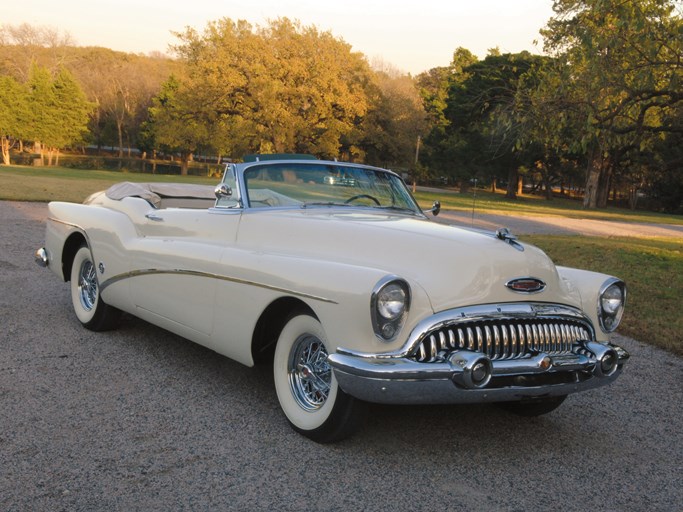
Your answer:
344;194;381;206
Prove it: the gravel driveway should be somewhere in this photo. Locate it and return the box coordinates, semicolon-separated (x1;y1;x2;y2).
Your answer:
1;201;682;511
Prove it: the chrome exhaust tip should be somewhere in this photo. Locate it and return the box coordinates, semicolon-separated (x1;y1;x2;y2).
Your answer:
449;351;492;389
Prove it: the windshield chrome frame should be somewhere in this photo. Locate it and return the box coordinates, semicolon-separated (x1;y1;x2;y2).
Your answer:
224;159;424;217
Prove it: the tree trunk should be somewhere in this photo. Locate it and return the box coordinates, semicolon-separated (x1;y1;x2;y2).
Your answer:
117;120;124;158
583;158;601;209
505;168;518;199
544;172;553;200
596;165;612;208
491;178;497;193
628;186;639;210
1;137;11;165
180;152;190;175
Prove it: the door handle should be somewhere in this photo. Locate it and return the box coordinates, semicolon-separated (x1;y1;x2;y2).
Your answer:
145;213;164;222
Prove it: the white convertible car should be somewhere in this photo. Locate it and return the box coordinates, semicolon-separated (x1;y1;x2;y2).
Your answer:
36;156;629;442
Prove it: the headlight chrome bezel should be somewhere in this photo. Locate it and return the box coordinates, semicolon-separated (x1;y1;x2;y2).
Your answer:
598;278;627;333
371;276;411;342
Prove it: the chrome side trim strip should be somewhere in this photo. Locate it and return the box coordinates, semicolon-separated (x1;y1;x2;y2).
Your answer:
99;268;338;304
48;216;80;228
47;217;97;283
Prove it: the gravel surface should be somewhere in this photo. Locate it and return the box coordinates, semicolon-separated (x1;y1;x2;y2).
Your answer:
1;201;682;511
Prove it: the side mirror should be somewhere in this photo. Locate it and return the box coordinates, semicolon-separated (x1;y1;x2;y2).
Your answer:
214;183;232;199
424;200;441;217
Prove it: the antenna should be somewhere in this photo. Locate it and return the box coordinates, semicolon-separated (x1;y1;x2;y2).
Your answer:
471;177;478;226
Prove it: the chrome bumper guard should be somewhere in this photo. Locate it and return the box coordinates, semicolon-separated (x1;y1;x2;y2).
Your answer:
35;247;49;268
328;340;630;405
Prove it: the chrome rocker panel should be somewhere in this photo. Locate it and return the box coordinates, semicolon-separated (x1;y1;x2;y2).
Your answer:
328;340;630;405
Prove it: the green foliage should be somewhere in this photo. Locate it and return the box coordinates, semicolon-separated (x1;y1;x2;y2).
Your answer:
51;67;93;147
425;51;548;196
26;64;59;147
538;0;683;208
0;75;28;164
417;1;682;211
152;17;376;163
0;63;93;163
146;75;209;174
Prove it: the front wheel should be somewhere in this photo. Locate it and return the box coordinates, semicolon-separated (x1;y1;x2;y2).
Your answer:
273;313;364;443
496;395;567;417
70;245;121;331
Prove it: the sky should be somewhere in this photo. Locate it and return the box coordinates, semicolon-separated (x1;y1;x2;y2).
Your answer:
4;0;556;74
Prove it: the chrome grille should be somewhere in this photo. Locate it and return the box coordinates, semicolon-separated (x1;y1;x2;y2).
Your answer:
413;318;593;363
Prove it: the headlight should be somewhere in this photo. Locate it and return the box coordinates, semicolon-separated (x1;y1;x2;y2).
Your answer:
598;279;626;333
371;277;411;341
377;283;407;320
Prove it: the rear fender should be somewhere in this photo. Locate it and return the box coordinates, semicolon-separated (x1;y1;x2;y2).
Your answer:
46;201;139;307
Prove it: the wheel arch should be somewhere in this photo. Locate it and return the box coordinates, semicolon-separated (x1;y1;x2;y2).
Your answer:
62;231;88;282
251;297;317;364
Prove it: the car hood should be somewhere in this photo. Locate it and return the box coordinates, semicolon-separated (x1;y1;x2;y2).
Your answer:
237;209;579;312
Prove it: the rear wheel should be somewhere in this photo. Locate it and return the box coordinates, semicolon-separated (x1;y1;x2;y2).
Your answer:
70;245;121;331
496;395;567;417
273;313;364;443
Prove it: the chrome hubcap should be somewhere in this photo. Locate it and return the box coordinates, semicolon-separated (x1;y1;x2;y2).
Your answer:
78;259;98;311
288;334;331;411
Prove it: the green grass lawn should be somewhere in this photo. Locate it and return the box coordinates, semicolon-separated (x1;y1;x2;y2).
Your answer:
0;165;218;203
525;235;682;356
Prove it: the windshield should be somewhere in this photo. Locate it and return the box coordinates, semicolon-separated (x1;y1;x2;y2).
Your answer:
242;163;420;213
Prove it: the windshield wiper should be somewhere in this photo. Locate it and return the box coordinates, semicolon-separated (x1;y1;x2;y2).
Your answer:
376;205;420;215
301;201;352;208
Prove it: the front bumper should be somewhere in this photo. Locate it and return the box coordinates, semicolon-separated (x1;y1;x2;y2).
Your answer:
328;340;630;405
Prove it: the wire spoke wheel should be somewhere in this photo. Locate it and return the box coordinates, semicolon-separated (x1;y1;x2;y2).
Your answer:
273;313;365;443
70;245;121;331
78;259;98;311
289;334;332;411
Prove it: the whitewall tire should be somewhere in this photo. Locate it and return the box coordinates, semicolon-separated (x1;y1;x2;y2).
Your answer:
70;245;121;331
273;313;364;443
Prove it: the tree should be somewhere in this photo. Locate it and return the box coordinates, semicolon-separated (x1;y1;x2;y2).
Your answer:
360;70;428;170
66;47;176;156
145;75;209;175
540;0;683;208
0;75;28;165
25;64;92;165
417;47;479;183
50;67;93;163
0;23;73;81
428;51;547;196
163;17;375;161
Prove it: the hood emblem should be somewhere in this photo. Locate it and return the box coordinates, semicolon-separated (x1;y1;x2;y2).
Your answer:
506;277;546;294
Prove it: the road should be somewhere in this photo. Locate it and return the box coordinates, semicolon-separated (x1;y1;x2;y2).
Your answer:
1;201;682;511
436;210;683;238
